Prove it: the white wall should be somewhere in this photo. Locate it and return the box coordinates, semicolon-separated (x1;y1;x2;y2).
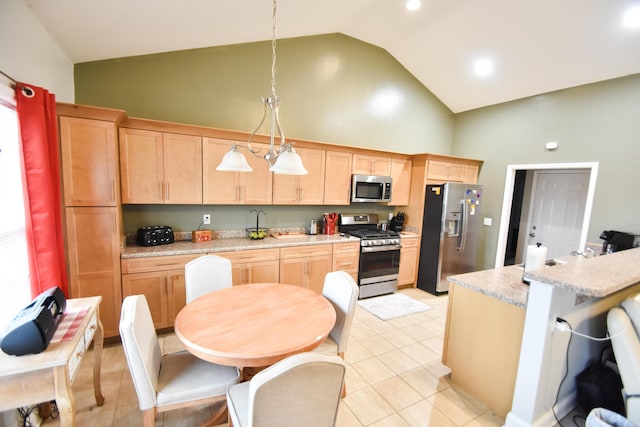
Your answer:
0;0;74;101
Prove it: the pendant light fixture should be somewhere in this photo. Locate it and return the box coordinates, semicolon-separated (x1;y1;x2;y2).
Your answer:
216;0;308;175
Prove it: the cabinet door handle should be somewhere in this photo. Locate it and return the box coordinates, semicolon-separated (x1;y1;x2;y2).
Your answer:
165;182;170;201
110;180;116;202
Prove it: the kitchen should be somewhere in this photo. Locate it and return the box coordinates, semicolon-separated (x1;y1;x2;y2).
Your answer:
2;0;640;426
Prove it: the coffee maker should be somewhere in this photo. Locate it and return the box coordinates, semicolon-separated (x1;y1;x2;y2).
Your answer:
599;230;637;254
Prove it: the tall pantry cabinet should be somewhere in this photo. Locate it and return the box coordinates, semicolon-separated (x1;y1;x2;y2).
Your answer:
58;104;126;337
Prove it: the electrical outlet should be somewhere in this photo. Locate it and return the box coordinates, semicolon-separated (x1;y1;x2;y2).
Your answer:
203;214;211;225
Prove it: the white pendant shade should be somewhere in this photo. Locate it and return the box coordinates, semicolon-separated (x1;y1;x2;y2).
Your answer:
216;147;253;172
269;147;308;175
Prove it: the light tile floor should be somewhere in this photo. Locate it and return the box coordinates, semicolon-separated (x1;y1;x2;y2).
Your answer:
39;288;579;426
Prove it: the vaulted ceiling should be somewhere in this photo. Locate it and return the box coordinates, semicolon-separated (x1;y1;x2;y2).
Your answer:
25;0;640;113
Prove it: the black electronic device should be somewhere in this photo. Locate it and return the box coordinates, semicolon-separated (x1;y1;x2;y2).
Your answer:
137;225;175;246
599;230;637;254
389;212;405;232
0;286;66;356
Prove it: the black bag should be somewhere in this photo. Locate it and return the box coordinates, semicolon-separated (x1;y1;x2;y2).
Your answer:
576;346;625;416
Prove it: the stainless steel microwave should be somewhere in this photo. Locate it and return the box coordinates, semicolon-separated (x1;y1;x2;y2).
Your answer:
351;174;392;203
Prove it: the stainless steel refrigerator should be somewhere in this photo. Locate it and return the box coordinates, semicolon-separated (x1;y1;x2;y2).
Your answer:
417;183;483;294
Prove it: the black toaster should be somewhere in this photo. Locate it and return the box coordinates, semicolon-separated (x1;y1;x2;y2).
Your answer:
137;226;175;246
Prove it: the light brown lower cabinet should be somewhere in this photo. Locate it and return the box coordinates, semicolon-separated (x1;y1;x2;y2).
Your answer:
215;248;280;285
121;254;198;329
398;237;419;286
65;207;122;338
332;241;360;283
280;244;333;294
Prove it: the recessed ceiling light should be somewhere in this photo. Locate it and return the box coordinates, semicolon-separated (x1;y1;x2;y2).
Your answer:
406;0;421;11
623;5;640;29
473;58;494;77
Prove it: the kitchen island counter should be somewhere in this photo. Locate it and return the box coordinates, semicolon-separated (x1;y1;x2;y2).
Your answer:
444;248;640;421
122;233;359;258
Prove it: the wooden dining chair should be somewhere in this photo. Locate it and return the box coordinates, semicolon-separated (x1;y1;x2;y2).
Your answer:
119;295;240;427
312;270;359;397
185;254;233;303
226;353;346;427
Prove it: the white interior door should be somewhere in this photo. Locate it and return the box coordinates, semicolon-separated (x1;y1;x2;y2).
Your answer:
524;170;590;259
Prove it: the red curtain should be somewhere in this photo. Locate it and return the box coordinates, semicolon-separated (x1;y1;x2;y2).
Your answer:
16;82;68;298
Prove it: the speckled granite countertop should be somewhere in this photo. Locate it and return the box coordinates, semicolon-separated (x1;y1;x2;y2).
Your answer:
447;265;531;308
525;247;640;298
448;247;640;308
122;234;360;259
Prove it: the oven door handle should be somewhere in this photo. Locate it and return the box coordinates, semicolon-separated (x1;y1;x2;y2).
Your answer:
361;245;402;253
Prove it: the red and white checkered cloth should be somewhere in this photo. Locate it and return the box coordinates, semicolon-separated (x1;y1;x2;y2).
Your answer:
50;307;89;343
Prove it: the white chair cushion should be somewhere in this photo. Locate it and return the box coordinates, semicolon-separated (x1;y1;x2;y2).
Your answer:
157;350;240;408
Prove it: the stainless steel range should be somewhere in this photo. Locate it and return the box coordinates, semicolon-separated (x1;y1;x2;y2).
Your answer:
339;214;401;299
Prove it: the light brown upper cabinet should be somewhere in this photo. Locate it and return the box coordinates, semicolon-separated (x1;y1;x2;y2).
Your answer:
324;151;353;205
59;117;119;206
272;147;326;205
389;158;412;206
203;137;273;205
426;160;479;184
352;154;392;176
119;128;202;204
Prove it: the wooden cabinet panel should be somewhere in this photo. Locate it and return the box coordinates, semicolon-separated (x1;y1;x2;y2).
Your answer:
59;117;118;206
120;128;202;204
389;158;411;206
332;241;360;282
65;207;122;337
398;237;419;286
216;248;279;285
202;138;272;204
119;128;164;203
324;151;352;205
273;147;325;204
163;133;202;204
463;164;479;184
122;271;170;328
352;154;391;176
426;160;478;184
280;244;332;293
443;283;525;417
121;254;195;328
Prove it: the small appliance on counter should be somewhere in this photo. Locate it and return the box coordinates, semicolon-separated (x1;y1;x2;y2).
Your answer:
0;286;66;356
600;230;639;254
389;212;405;232
308;219;318;235
322;213;338;235
137;225;175;246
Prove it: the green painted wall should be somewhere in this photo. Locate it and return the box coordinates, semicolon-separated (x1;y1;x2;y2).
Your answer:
453;73;640;267
75;33;453;236
75;32;640;267
75;33;453;154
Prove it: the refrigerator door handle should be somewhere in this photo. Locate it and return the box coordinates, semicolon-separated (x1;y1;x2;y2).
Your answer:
458;199;468;253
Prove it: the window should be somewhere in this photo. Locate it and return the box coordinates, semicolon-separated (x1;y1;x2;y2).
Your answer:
0;95;31;328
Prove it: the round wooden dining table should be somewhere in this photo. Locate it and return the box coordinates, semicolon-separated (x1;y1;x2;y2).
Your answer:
174;282;336;379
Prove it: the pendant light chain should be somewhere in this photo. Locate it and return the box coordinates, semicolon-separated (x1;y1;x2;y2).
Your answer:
271;0;278;98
